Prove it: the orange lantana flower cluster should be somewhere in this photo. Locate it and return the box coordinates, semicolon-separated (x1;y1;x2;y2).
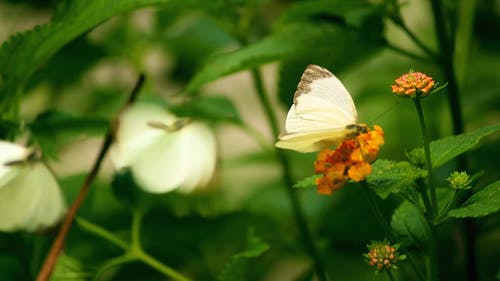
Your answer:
314;125;384;195
391;71;435;97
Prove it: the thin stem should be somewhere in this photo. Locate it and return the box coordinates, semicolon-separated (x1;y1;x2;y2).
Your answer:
131;208;145;249
362;183;425;281
136;250;193;281
36;74;145;281
250;68;328;281
389;15;437;60
386;269;396;281
361;183;392;239
75;217;128;250
386;43;434;63
413;97;439;281
429;0;465;155
413;98;437;216
427;226;439;281
93;255;135;280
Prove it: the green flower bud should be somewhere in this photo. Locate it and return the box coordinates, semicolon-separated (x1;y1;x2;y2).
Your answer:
447;171;472;190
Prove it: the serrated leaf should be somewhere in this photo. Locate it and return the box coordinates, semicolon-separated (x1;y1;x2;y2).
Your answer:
186;24;339;93
0;0;174;117
430;123;500;168
391;201;429;247
367;160;425;199
293;175;321;189
448;181;500;218
218;229;269;281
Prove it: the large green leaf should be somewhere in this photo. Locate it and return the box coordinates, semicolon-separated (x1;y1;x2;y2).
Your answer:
0;0;173;117
367;159;425;199
186;23;341;93
218;229;269;281
448;181;500;218
430;123;500;168
391;201;429;247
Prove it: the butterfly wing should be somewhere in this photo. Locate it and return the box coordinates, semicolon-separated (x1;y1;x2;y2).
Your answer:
276;65;358;152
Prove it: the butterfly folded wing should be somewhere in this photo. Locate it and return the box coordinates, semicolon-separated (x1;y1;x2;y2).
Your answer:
276;65;358;153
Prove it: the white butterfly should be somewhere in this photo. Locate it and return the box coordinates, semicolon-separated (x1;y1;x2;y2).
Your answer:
110;102;217;194
275;64;364;153
0;141;66;232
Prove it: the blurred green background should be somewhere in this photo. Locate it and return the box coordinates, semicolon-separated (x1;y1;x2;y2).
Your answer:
0;0;498;280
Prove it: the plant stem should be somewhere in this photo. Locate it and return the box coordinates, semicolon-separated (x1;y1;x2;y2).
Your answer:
427;225;439;281
413;97;437;216
361;183;392;239
136;250;192;281
386;269;396;281
250;68;328;281
413;97;439;281
429;0;464;139
76;217;128;250
389;14;437;60
36;74;145;281
131;208;145;249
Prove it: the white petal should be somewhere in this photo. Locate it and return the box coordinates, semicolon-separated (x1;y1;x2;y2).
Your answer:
0;141;30;188
131;132;188;193
110;102;176;169
23;164;66;232
176;122;217;193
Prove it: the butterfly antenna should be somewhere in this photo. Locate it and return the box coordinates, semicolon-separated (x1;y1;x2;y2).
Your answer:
367;100;401;125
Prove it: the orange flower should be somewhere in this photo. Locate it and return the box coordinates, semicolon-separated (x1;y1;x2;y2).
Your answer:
392;71;435;97
314;125;384;195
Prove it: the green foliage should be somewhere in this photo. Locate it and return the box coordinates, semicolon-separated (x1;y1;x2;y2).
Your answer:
218;229;269;281
294;175;321;189
50;254;92;281
448;181;500;218
391;201;429;247
173;95;243;124
367;160;425;199
0;0;173;118
28;110;108;160
430;123;500;168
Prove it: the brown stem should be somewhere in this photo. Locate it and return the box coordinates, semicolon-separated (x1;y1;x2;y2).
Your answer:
36;74;145;281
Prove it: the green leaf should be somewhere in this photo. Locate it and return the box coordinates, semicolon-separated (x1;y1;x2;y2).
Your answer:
293;174;321;189
173;95;242;124
186;24;340;93
218;229;269;281
50;254;93;281
28;110;108;160
367;160;425;199
0;0;173;117
448;181;500;218
430;123;500;168
391;201;429;247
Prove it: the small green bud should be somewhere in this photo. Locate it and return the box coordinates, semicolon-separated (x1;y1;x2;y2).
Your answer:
406;148;425;166
447;171;472;190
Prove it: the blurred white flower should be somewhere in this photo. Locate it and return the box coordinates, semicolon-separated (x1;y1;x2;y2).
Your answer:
110;102;217;194
0;141;66;232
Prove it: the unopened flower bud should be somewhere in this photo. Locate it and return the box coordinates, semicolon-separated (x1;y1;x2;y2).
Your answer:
447;171;472;190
